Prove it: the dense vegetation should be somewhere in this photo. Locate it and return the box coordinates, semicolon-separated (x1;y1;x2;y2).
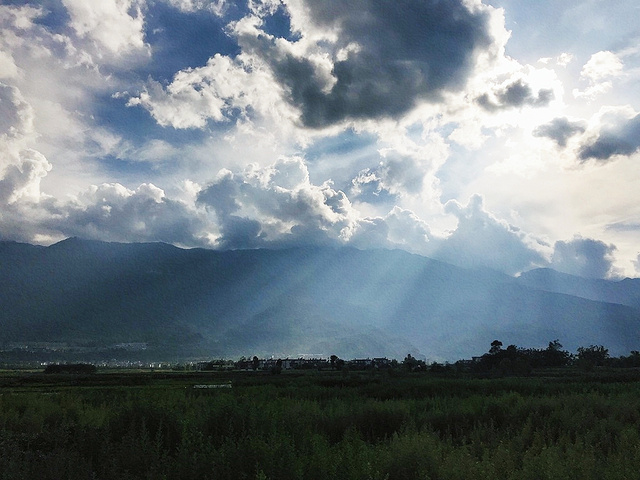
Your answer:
2;368;640;479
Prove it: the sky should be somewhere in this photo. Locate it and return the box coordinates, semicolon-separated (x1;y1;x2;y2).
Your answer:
1;0;640;279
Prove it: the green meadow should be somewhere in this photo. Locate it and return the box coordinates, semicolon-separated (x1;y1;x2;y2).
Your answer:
1;369;640;479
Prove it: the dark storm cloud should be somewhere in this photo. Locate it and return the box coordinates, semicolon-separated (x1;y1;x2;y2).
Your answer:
551;237;617;279
477;79;554;111
578;114;640;161
268;0;493;127
533;117;586;147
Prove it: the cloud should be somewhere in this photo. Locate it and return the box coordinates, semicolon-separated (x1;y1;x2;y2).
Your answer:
350;147;439;203
556;52;574;67
127;52;295;130
164;0;228;15
580;51;624;82
196;155;441;255
0;49;18;80
2;0;639;281
264;0;494;128
0;156;211;246
131;0;496;131
551;236;619;279
46;182;209;245
0;74;209;246
606;221;640;232
61;0;147;57
197;157;359;248
0;82;34;147
0;82;52;206
435;195;545;275
573;51;623;99
0;3;151;194
345;206;433;254
533;117;586;147
194;158;549;275
578;113;640;161
476;78;554;111
384;207;432;250
0;149;51;205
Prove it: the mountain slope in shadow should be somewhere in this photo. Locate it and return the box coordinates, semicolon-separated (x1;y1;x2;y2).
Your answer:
1;238;639;360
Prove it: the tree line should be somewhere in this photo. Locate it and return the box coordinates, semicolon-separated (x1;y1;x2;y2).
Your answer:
41;341;640;376
414;340;640;375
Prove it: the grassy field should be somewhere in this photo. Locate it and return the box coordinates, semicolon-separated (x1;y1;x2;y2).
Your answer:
1;368;640;479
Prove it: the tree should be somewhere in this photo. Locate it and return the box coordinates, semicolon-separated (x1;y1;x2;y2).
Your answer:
330;355;338;370
576;345;609;370
271;358;283;375
543;339;571;367
252;356;260;371
623;350;640;367
402;353;426;372
489;340;503;355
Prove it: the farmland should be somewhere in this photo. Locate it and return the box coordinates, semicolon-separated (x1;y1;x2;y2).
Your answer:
1;368;640;479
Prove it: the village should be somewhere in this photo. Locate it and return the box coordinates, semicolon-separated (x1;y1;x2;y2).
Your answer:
196;355;396;373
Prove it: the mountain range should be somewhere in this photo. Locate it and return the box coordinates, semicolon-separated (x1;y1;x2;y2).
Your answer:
1;238;639;362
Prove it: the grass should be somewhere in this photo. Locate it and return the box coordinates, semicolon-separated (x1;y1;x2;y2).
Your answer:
1;368;640;479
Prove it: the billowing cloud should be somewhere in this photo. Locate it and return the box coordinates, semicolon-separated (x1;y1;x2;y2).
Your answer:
351;147;439;203
266;0;494;127
0;149;51;205
46;182;208;245
2;0;640;280
127;53;291;129
0;76;207;245
0;83;35;153
0;82;52;206
131;0;496;130
580;51;624;83
0;2;146;195
533;117;586;147
197;157;359;248
579;113;640;161
573;51;623;99
384;207;432;250
62;0;147;57
551;236;619;279
477;78;554;111
435;195;545;275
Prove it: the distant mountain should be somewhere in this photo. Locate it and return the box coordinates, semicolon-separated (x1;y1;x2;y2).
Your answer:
517;268;640;309
1;238;639;361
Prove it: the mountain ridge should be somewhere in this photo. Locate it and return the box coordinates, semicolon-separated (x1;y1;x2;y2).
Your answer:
1;238;639;361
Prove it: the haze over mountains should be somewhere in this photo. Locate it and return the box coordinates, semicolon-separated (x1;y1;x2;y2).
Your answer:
1;238;639;362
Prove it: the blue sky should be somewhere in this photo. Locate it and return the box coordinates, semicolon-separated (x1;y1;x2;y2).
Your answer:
1;0;640;278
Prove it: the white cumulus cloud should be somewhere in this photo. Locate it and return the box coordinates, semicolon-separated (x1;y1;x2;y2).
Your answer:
62;0;147;57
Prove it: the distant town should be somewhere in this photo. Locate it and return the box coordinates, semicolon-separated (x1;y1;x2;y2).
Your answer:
4;339;640;374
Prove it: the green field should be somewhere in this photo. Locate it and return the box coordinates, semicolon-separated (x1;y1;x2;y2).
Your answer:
2;369;640;479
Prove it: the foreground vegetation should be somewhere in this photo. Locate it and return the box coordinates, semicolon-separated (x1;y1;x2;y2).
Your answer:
2;368;640;479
